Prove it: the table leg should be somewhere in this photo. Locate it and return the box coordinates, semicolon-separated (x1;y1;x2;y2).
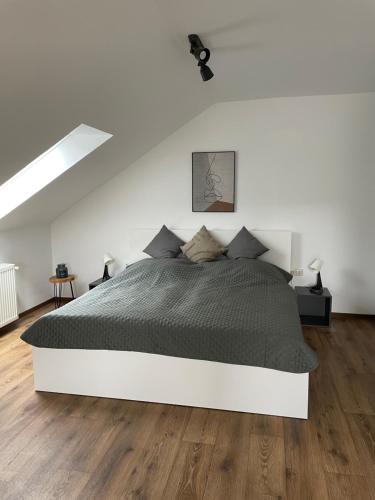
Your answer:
54;283;57;309
58;283;62;308
70;281;75;299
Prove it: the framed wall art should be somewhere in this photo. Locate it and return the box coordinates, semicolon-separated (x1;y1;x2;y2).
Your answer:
192;151;235;212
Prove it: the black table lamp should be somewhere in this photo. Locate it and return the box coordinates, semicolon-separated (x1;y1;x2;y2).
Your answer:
309;258;323;295
103;253;114;281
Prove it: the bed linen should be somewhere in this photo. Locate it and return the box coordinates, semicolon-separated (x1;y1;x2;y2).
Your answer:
21;259;318;373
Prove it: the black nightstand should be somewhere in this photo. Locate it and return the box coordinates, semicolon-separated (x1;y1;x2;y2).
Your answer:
89;277;110;290
295;286;332;327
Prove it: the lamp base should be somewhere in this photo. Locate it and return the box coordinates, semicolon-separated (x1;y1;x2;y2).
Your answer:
309;271;323;295
102;264;111;281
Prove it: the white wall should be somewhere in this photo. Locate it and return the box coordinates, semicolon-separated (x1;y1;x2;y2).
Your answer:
51;93;375;314
0;225;52;313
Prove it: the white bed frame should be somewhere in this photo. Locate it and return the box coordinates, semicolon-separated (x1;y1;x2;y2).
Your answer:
32;229;309;419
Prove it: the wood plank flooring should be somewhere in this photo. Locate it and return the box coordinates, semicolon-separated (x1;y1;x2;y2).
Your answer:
0;304;374;499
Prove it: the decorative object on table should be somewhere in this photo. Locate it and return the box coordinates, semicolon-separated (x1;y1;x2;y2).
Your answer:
49;274;75;309
103;253;114;281
295;286;332;327
188;34;214;82
143;225;185;258
226;227;269;259
192;151;235;212
55;263;68;278
309;258;323;295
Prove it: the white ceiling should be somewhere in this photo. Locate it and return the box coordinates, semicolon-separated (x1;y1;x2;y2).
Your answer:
1;0;374;229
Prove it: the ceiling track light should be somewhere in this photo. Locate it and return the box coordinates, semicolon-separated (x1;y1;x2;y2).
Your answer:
188;34;214;82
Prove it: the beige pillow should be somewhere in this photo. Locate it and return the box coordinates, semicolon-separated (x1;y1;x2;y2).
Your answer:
180;226;225;263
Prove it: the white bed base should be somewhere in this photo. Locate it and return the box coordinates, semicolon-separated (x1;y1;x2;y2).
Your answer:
31;228;309;419
32;348;309;419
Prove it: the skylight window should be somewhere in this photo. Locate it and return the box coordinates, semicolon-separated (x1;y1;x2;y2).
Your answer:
0;124;113;220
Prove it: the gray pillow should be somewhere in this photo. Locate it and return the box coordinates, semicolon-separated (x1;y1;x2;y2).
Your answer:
143;226;185;258
227;227;269;259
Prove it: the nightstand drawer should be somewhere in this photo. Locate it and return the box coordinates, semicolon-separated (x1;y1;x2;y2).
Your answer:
295;286;332;327
298;294;326;316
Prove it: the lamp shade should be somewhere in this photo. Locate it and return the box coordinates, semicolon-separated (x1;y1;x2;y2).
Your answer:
309;258;323;273
103;253;114;265
200;64;214;81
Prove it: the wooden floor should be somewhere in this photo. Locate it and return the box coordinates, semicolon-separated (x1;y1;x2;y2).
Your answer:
0;305;374;500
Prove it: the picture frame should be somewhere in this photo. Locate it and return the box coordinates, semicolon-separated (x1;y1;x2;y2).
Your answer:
192;151;235;212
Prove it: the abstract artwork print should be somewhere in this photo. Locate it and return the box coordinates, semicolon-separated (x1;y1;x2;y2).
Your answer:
192;151;235;212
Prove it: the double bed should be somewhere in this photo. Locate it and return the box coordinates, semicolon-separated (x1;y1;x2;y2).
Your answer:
22;229;318;419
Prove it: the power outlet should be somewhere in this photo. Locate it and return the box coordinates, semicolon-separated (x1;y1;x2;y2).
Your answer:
291;268;304;277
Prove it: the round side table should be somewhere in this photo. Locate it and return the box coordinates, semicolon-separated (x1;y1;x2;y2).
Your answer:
49;275;75;308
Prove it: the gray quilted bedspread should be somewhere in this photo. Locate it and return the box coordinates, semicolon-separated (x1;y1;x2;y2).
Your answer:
21;259;318;373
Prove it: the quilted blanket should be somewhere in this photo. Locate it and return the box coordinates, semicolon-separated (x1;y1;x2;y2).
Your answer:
21;259;318;373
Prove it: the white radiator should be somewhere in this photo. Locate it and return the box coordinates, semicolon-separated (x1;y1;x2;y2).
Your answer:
0;264;18;328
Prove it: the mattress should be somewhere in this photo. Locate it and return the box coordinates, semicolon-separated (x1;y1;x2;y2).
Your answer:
21;258;318;373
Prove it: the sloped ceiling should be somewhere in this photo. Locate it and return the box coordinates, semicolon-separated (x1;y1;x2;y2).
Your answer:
1;0;375;229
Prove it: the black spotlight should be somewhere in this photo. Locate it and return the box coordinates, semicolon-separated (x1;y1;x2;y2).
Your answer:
188;34;214;82
200;63;214;82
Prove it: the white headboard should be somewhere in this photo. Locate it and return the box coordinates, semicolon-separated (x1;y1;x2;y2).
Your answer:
127;228;292;271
